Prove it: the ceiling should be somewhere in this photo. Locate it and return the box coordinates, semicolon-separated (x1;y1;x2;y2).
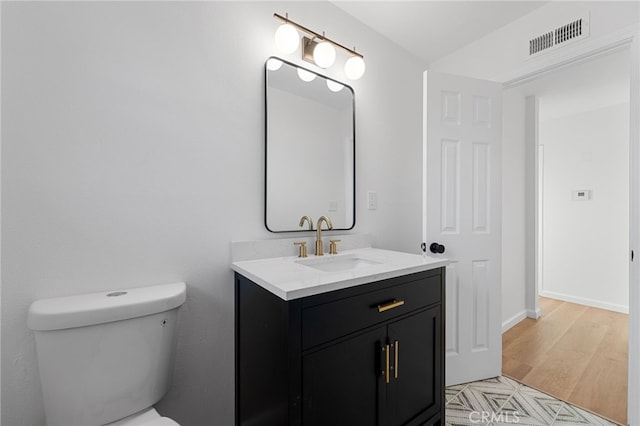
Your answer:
329;1;631;120
332;1;549;66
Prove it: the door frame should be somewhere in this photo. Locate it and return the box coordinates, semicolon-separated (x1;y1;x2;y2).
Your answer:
512;27;639;425
627;30;639;426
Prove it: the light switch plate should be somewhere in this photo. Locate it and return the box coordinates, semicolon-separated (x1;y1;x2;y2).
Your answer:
367;191;378;210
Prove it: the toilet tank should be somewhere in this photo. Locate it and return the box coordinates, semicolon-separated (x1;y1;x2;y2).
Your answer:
28;282;187;426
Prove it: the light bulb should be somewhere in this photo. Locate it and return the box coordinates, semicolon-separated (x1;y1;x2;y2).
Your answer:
326;80;344;92
266;58;283;71
297;68;316;82
313;41;336;68
274;23;299;54
344;55;366;80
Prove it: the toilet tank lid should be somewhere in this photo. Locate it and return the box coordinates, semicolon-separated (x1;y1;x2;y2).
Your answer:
28;282;187;331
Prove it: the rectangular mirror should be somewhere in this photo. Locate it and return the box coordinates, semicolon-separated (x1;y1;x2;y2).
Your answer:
265;57;355;232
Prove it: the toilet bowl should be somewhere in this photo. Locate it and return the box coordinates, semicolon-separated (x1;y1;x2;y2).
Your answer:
28;282;186;426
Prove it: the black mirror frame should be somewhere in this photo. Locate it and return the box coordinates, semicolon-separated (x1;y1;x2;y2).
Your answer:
264;56;356;233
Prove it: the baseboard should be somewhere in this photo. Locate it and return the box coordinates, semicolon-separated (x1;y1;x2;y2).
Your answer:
526;308;541;319
502;310;527;333
539;290;629;314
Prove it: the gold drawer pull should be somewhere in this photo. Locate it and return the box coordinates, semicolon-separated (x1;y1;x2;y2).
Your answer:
394;340;399;379
377;299;405;313
385;343;390;384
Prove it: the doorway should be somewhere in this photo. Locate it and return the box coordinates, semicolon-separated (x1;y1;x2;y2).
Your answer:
504;48;631;424
535;49;630;314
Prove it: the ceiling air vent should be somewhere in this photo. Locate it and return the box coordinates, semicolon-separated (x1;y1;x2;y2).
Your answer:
530;31;554;55
528;14;590;57
555;18;584;45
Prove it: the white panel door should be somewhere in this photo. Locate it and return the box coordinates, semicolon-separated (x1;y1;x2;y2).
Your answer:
424;71;502;386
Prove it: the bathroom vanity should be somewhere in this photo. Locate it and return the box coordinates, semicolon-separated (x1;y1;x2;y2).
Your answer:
233;247;446;426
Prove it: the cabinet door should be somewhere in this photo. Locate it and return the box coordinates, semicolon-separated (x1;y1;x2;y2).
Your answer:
303;326;387;426
386;307;442;426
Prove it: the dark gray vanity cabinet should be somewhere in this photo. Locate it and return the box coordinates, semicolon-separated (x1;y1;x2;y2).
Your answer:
235;268;445;426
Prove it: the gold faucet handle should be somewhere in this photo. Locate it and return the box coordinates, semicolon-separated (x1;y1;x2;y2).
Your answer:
329;239;341;255
294;241;308;258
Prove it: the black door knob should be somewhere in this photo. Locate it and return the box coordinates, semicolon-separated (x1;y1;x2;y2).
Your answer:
429;243;445;254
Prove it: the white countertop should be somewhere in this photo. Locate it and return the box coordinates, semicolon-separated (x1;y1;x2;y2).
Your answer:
231;247;448;300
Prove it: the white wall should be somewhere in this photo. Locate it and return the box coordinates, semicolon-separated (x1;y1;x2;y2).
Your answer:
501;88;528;330
1;2;425;425
539;102;629;312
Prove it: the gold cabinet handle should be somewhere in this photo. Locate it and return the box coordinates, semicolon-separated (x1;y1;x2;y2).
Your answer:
394;340;399;379
377;299;405;313
385;343;390;384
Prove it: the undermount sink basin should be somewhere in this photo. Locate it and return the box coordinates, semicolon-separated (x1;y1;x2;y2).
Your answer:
296;254;381;272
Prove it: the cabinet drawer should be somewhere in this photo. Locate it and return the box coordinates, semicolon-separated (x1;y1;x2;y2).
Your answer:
302;274;441;349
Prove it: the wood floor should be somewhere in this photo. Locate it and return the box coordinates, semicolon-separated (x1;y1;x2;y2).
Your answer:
502;297;628;425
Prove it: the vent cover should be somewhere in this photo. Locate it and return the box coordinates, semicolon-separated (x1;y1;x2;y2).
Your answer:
530;31;554;55
555;18;584;45
529;15;589;56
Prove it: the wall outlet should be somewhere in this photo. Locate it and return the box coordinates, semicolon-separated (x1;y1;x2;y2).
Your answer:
367;191;378;210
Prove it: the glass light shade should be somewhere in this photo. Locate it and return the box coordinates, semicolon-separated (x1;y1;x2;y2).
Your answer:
266;58;283;71
274;24;299;54
326;80;344;92
313;41;336;69
344;56;366;80
297;68;316;82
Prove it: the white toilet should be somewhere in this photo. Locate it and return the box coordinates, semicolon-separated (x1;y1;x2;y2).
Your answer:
28;282;187;426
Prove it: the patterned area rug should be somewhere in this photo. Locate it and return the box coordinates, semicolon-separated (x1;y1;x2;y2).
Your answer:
445;376;618;426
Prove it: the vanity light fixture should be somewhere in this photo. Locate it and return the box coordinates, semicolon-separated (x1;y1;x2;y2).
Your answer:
312;36;336;69
274;13;366;80
274;19;299;54
344;55;366;80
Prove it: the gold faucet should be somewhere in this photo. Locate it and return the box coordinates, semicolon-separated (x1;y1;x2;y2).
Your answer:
299;215;314;231
315;215;333;256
